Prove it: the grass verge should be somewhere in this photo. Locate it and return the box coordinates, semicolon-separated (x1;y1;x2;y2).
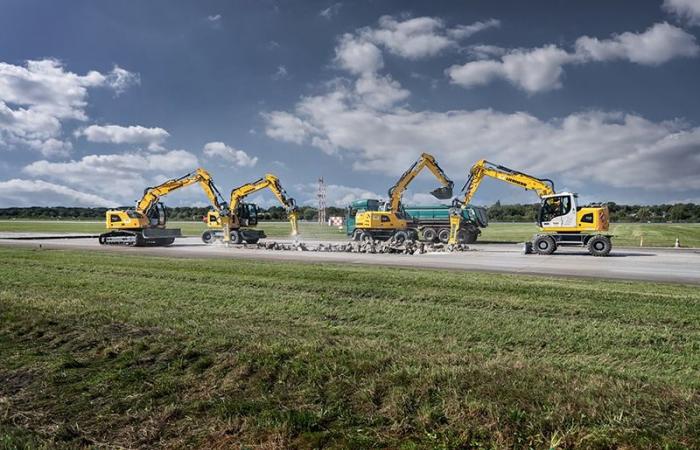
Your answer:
0;247;698;448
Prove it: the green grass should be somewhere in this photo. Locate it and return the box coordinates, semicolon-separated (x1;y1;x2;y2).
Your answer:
0;247;698;448
4;219;700;247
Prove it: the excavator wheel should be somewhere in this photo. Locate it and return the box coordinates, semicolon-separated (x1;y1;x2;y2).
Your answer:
358;231;373;243
201;230;216;244
459;228;479;244
587;235;612;257
422;227;437;242
438;229;450;244
392;231;409;244
533;235;557;255
230;230;243;244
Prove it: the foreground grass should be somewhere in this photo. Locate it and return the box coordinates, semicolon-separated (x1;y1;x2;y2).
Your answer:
0;247;698;448
2;220;699;247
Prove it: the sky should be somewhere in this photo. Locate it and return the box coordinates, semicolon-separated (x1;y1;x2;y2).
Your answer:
1;0;699;209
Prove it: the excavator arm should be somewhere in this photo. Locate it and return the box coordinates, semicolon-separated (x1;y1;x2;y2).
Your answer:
448;160;555;244
137;168;228;216
226;173;299;238
387;153;454;212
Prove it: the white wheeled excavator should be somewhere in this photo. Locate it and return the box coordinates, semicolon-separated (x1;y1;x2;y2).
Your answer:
100;168;228;246
448;160;612;256
202;173;299;244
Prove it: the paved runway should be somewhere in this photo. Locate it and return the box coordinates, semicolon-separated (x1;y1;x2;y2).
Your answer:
1;234;699;284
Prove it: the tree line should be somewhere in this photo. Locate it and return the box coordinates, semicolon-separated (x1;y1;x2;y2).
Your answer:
1;202;699;222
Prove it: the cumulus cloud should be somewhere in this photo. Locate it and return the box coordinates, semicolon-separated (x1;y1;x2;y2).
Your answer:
264;87;700;194
22;150;199;204
663;0;700;26
271;65;289;80
0;179;117;207
335;34;384;75
449;22;699;93
76;124;170;151
575;22;699;64
354;73;410;109
0;59;139;156
203;141;258;167
105;65;140;95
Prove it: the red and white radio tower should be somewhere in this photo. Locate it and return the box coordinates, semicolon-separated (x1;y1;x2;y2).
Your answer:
317;177;327;224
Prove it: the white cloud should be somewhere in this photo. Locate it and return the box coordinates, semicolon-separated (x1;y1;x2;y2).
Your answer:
319;3;342;20
272;65;289;80
449;22;699;93
663;0;700;26
77;124;170;151
370;16;453;59
355;73;410;109
105;65;140;95
203;141;258;167
0;179;117;207
447;45;578;93
447;19;501;40
208;14;222;22
335;34;384;75
0;59;139;156
22;150;199;204
575;22;699;65
264;88;700;195
263;111;316;144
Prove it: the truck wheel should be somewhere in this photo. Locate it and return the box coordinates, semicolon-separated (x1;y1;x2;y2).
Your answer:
461;229;478;244
587;235;611;257
438;229;450;243
456;229;468;243
533;235;556;255
422;227;437;242
201;230;215;244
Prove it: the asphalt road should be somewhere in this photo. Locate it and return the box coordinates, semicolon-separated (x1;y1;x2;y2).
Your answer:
1;234;699;284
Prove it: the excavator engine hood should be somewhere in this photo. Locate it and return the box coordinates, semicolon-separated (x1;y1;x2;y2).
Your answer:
430;185;453;200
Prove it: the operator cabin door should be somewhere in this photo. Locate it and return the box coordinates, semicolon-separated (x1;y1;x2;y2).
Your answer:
541;194;576;229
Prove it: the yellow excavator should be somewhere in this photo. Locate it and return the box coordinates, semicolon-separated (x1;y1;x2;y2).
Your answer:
351;152;453;243
448;160;612;256
100;168;227;246
202;173;299;244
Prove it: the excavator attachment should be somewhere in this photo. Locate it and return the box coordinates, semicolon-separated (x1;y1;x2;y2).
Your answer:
430;185;453;200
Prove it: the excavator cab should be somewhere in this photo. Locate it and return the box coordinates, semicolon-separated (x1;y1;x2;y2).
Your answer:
236;203;259;227
146;202;167;228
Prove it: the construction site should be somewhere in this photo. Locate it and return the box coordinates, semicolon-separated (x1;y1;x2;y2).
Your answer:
2;1;700;449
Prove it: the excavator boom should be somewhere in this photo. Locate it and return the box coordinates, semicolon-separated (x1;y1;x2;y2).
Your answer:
387;153;454;212
137;168;227;215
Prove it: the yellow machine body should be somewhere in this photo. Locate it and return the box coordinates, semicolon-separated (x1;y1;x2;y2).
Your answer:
353;152;453;241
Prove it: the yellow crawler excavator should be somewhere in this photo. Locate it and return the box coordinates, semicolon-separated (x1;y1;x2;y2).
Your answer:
100;168;227;246
448;160;612;256
202;173;299;244
351;152;453;243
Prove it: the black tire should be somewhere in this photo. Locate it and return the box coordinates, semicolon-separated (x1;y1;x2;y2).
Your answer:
351;229;362;241
460;229;478;244
422;227;438;242
533;235;556;255
438;228;450;244
230;230;242;244
393;230;408;244
359;231;373;243
201;230;215;244
587;235;612;257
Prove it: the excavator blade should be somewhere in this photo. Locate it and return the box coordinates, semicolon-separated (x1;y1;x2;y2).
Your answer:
430;186;453;200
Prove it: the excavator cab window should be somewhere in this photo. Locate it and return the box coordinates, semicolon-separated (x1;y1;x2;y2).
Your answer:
147;202;167;227
540;195;572;223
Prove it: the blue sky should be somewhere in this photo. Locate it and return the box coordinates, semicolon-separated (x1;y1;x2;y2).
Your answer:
1;0;699;208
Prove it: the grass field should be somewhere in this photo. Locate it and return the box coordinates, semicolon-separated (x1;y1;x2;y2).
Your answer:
2;219;700;247
0;247;698;448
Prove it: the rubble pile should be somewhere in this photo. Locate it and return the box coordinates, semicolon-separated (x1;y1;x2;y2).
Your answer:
234;240;471;255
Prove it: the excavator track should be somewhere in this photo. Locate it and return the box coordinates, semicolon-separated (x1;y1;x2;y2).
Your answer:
99;231;176;247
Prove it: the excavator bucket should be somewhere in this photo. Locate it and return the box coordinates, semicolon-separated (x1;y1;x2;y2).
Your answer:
430;185;453;200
